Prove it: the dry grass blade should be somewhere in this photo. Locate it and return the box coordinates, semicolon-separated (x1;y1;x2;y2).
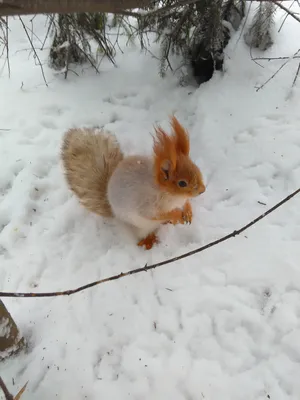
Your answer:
13;382;28;400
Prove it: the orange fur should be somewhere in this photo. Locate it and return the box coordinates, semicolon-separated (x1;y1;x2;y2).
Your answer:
170;115;190;155
153;125;177;185
61;118;205;252
152;116;206;198
138;232;159;250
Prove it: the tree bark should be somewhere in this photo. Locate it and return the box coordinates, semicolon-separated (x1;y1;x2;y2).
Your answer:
0;300;25;361
0;0;152;17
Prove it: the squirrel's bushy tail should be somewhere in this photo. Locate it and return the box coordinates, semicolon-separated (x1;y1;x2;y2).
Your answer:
61;127;124;217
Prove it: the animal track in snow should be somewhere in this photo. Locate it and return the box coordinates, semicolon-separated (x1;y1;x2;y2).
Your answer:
39;119;57;130
40;104;69;117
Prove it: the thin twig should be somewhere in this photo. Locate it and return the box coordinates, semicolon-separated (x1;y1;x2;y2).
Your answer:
234;0;253;49
252;55;300;61
41;14;54;50
5;16;10;78
0;187;299;299
75;43;100;74
0;17;7;26
292;61;300;86
0;377;13;400
273;0;300;23
278;0;296;32
18;16;48;87
24;19;43;46
0;377;28;400
256;48;300;91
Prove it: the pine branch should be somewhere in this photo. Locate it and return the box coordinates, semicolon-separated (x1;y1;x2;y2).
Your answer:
244;1;276;51
48;13;116;74
0;187;299;299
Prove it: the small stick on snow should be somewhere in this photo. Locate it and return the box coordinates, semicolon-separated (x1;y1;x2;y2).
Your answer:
0;187;299;299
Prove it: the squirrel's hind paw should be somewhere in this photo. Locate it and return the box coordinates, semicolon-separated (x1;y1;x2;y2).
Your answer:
138;232;159;250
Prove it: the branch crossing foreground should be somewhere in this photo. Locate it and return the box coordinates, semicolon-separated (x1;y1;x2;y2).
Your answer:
0;188;299;299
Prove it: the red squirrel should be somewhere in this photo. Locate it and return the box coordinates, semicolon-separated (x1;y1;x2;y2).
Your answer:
61;116;205;250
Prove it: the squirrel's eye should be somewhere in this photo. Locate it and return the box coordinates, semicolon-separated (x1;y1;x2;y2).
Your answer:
178;180;188;188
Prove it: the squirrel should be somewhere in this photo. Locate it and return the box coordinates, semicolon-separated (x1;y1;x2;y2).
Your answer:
61;116;206;250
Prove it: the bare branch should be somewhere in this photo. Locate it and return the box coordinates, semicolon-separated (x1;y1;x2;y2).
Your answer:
41;14;55;51
0;377;28;400
0;0;153;17
256;48;300;91
0;187;299;299
292;61;300;86
18;16;48;86
5;17;10;77
0;377;13;400
0;15;10;76
278;0;297;32
272;0;300;23
252;55;300;61
0;0;296;18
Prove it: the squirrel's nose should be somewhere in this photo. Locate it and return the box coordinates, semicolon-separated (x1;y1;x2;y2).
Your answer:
198;184;206;195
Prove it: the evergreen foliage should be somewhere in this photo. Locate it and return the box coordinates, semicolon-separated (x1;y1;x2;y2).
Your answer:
244;1;276;51
47;1;279;84
48;12;116;73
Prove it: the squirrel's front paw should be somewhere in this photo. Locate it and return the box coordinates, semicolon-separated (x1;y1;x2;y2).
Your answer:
138;232;158;250
182;201;193;224
168;208;186;225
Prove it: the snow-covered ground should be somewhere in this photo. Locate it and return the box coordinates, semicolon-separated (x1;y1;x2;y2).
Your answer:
1;5;300;400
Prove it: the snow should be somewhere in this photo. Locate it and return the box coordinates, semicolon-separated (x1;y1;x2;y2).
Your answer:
1;5;300;400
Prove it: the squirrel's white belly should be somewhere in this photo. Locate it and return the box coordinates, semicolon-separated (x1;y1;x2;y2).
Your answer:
121;214;161;240
161;194;186;212
107;155;186;239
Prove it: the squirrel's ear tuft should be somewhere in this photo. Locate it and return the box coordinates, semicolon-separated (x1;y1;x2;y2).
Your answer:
170;115;190;156
153;125;176;181
160;159;172;180
153;126;176;168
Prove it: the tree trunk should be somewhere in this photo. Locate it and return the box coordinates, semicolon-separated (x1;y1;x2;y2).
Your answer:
0;0;151;17
0;300;25;361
